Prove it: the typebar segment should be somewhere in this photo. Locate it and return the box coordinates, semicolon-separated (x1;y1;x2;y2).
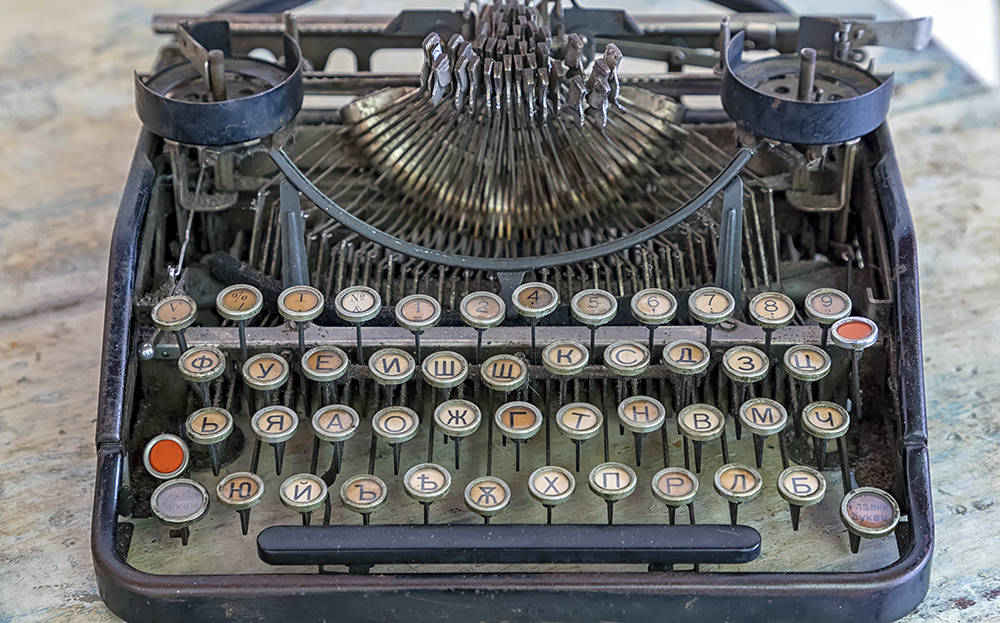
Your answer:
257;524;761;566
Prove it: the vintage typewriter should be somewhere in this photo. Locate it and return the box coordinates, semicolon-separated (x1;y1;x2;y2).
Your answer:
92;1;934;621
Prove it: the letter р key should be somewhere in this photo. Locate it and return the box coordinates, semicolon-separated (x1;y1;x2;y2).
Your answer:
651;467;699;526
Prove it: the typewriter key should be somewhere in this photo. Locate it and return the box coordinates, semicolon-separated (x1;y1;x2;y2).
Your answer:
555;402;603;471
185;407;234;476
152;294;197;352
804;288;852;348
334;285;382;363
372;406;420;475
617;396;666;467
651;467;699;525
512;282;558;363
481;354;528;395
464;476;512;523
143;433;189;480
150;478;209;546
738;398;787;469
714;464;762;525
340;474;388;524
459;291;505;363
178;346;226;408
395;294;441;362
677;404;726;474
840;487;900;553
250;406;298;476
528;465;575;524
784;345;832;434
630;288;677;354
605;341;650;378
242;353;289;408
403;463;452;524
280;473;328;526
722;346;769;440
301;346;349;406
216;284;262;361
802;401;850;473
588;462;637;525
748;292;795;357
495;401;543;472
831;316;879;423
369;348;416;407
434;399;481;469
663;339;710;407
541;340;589;406
278;285;324;357
216;472;264;535
688;287;735;350
777;466;826;531
311;405;359;480
422;351;469;402
571;288;618;357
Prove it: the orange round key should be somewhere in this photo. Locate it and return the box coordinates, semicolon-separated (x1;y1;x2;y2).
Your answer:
144;434;189;479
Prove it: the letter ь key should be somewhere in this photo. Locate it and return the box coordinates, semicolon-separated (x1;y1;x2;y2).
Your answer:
185;407;234;476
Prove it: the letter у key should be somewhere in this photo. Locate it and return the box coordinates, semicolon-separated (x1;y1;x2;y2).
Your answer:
652;467;699;527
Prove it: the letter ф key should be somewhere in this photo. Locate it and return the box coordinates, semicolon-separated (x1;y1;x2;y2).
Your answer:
216;472;265;535
403;463;452;524
178;346;226;409
776;466;826;531
464;476;512;524
433;399;481;469
185;407;234;476
250;405;298;476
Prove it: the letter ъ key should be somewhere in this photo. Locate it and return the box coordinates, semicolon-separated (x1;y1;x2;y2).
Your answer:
340;474;388;525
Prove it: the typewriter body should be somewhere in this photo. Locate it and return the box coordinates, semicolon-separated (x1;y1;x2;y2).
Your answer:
93;2;933;621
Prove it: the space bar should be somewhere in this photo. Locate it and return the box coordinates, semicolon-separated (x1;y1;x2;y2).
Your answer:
257;524;761;566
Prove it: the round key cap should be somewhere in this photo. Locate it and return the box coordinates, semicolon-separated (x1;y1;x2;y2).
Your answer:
464;476;512;521
301;346;349;383
528;465;576;519
459;291;505;330
152;295;198;332
434;399;482;439
589;462;637;525
714;463;762;525
280;473;328;523
804;288;852;325
403;463;452;504
216;284;262;322
422;351;469;390
722;346;769;384
178;346;226;384
372;406;420;445
688;287;735;325
144;434;189;480
186;407;234;446
840;487;900;553
652;467;699;508
777;465;826;531
571;288;618;326
150;478;209;529
749;291;795;329
677;403;725;442
312;405;360;443
630;288;677;326
830;316;879;351
802;401;850;439
783;344;832;382
242;353;289;392
251;405;299;444
555;402;603;441
739;397;787;468
604;341;650;377
395;294;441;333
618;395;666;435
541;340;589;376
512;282;559;318
368;348;416;386
334;285;382;323
216;471;264;535
494;401;543;440
480;354;528;393
340;474;388;520
278;285;324;323
663;339;711;376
